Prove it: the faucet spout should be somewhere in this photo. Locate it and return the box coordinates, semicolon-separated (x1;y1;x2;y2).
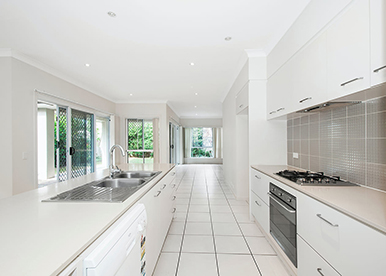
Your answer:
110;144;126;177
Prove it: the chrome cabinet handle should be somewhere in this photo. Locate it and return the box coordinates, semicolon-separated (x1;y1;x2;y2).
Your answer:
254;200;261;206
161;184;166;190
299;97;312;103
277;107;285;112
340;77;363;86
374;65;386;73
171;184;176;188
172;208;176;213
154;191;161;197
172;172;176;176
316;214;339;227
268;193;296;214
172;196;176;201
254;175;261;179
269;110;276;114
317;268;325;276
239;104;244;108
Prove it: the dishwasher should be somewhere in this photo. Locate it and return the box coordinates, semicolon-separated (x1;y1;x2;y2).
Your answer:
83;204;147;276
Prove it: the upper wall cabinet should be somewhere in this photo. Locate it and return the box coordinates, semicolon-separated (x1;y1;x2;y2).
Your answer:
370;0;386;86
293;32;328;110
327;0;371;100
236;84;248;114
267;58;295;119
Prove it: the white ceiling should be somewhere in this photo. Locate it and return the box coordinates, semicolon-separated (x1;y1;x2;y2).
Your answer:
0;0;310;118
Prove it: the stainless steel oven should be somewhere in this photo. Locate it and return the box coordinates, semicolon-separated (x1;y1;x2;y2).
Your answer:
268;183;297;267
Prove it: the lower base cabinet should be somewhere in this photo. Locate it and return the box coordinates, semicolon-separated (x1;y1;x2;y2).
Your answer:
298;235;340;276
251;191;269;234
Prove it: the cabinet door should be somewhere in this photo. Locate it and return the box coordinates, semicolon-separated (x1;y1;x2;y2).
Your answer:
236;84;249;114
370;0;386;86
267;59;295;119
298;193;386;276
250;169;269;205
298;236;341;276
293;32;328;111
327;0;370;99
251;191;269;234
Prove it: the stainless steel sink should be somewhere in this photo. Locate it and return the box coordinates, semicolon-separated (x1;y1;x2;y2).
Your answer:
93;178;146;188
113;171;161;179
42;171;162;203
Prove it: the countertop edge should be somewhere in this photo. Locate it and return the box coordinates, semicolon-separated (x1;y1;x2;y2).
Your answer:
251;165;386;236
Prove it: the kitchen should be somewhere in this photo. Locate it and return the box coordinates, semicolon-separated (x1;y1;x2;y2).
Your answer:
0;0;385;275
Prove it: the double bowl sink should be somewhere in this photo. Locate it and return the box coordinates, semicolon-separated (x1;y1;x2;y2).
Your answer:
42;171;162;203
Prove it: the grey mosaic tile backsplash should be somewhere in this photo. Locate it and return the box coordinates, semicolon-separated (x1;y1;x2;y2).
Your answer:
287;96;386;192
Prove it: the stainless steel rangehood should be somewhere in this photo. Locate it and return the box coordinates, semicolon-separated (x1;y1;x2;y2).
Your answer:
296;101;361;113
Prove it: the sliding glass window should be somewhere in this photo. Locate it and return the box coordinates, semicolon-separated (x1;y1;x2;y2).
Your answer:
127;119;154;163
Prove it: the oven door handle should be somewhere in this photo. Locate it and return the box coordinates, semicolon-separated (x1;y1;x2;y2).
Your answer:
268;193;296;214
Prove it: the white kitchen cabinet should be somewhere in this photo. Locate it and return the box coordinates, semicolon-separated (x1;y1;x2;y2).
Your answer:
298;192;386;276
327;0;371;100
236;83;248;114
251;191;269;234
298;235;341;276
293;32;328;110
250;168;269;205
138;168;176;276
267;58;295;119
370;0;386;86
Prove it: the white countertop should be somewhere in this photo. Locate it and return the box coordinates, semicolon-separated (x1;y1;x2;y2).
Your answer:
252;165;386;235
0;163;174;276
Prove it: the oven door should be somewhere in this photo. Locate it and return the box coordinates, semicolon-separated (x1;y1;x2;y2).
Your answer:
269;194;297;267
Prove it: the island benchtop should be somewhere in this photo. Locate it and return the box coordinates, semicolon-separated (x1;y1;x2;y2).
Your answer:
0;163;175;276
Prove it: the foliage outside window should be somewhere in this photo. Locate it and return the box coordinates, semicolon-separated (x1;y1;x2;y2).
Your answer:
191;127;213;158
127;119;154;163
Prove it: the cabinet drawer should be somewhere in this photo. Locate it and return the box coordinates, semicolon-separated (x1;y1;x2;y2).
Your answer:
298;193;386;276
250;169;269;205
236;84;248;114
298;235;340;276
251;191;269;234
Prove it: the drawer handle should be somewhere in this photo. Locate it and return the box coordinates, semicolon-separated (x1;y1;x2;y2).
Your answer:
254;200;261;207
172;208;176;213
269;110;276;114
161;184;166;190
374;65;386;73
299;97;312;103
276;107;285;112
239;104;244;108
340;77;363;86
172;196;176;201
316;214;339;227
317;268;325;276
172;172;176;176
254;175;261;179
171;184;176;188
154;191;161;197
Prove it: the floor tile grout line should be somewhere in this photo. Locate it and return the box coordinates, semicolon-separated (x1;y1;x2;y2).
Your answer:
214;171;264;276
205;172;221;276
174;168;196;276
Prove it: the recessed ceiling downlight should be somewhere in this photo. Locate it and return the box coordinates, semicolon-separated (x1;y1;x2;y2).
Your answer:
190;62;195;66
225;37;232;41
85;63;90;67
195;93;198;96
129;93;133;96
107;11;116;17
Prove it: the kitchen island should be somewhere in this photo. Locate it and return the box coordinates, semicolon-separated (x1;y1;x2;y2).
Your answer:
0;163;175;276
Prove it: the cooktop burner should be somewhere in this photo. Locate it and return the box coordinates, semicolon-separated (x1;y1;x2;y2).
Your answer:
276;170;358;186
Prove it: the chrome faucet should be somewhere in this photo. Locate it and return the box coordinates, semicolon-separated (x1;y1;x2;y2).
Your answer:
110;144;126;177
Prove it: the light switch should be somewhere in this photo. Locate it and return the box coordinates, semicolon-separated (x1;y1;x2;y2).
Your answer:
293;152;299;159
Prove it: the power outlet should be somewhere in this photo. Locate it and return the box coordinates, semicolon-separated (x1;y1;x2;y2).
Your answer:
293;152;299;159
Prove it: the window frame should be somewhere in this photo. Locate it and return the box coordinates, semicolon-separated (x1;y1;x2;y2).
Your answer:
190;127;214;158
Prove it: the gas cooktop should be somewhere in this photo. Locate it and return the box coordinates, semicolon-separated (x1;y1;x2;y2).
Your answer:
275;170;359;186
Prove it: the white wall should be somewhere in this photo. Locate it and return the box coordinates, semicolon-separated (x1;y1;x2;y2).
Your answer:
180;118;222;128
0;57;13;199
4;57;115;196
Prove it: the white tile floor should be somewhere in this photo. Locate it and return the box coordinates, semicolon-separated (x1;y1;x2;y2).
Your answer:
153;165;292;276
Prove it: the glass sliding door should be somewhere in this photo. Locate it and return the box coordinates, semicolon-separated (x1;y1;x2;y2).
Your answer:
70;109;94;178
127;119;154;163
56;106;68;182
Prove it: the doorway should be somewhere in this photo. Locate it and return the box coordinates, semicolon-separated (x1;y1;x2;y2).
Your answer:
169;122;180;165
